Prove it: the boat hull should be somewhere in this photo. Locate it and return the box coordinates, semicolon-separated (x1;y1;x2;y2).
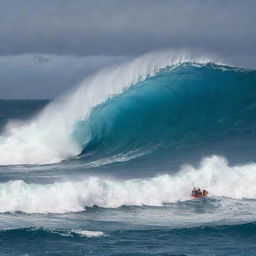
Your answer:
192;191;208;199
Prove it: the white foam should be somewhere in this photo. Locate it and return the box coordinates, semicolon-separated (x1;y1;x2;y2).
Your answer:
72;229;105;237
0;155;256;214
0;50;218;165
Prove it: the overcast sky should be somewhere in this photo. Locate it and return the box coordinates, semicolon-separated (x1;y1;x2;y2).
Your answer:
0;0;255;99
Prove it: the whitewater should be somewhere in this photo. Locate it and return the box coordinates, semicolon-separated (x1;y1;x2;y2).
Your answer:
1;156;256;214
1;51;256;255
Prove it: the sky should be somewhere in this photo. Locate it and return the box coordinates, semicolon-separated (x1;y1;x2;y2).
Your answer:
0;0;256;99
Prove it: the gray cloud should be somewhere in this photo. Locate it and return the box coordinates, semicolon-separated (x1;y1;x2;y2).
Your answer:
0;0;255;57
0;0;255;99
0;54;128;99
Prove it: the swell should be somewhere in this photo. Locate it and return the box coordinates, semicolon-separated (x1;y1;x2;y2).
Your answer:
1;223;255;255
1;222;256;238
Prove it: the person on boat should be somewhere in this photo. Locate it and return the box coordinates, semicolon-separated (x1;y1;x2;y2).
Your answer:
197;188;202;195
192;187;203;196
192;187;199;196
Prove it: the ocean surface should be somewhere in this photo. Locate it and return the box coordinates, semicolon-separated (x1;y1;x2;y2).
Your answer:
1;54;256;255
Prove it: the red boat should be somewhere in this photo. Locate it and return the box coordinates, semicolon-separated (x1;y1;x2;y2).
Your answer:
191;188;208;199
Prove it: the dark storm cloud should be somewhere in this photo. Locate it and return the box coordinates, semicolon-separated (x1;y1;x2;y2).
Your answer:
0;55;128;99
0;0;255;57
0;0;255;99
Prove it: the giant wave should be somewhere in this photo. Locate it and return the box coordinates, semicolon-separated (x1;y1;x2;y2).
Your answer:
0;51;218;165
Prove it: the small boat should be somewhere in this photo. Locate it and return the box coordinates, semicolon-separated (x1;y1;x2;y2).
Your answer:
191;187;208;199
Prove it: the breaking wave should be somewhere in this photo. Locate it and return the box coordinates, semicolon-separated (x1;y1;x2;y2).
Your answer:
1;156;256;213
0;51;218;165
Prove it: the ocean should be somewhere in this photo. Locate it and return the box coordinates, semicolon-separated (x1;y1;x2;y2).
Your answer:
1;53;256;255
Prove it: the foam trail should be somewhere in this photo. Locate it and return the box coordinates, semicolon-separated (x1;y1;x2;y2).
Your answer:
0;50;217;165
0;156;256;214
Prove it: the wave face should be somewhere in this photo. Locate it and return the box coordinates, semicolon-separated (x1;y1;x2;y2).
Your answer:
77;63;256;164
